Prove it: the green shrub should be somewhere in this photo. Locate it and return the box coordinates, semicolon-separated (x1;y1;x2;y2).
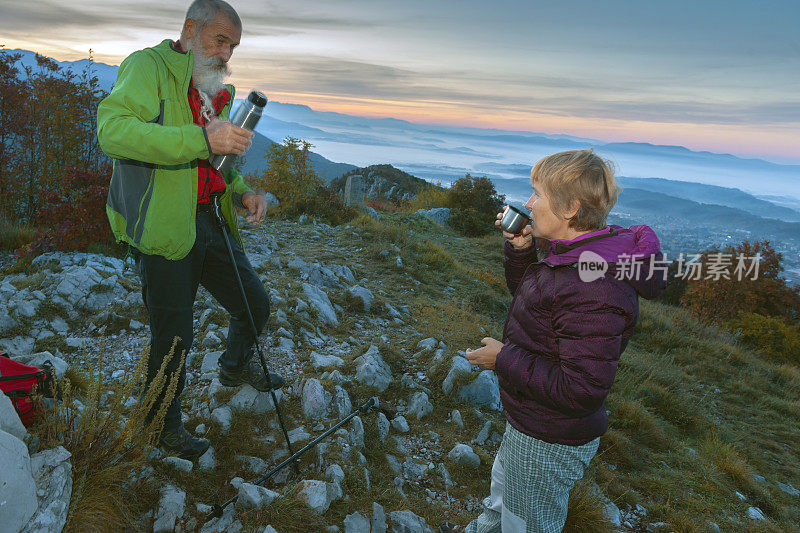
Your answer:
726;312;800;364
446;175;506;237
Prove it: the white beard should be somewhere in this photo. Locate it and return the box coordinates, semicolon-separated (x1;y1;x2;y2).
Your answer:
186;35;230;100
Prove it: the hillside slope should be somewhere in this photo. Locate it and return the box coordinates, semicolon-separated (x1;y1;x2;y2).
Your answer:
1;212;798;532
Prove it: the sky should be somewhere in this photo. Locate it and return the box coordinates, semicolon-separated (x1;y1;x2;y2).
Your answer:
2;0;799;164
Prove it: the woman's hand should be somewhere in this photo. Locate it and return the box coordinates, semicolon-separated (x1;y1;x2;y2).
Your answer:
465;337;504;370
496;206;533;250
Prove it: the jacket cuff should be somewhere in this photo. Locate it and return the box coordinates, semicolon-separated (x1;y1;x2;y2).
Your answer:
495;342;518;388
504;240;537;263
201;125;212;159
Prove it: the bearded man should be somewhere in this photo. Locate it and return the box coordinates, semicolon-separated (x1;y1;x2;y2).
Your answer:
97;0;284;460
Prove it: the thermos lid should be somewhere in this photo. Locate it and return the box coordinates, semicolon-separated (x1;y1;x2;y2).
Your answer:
248;91;268;108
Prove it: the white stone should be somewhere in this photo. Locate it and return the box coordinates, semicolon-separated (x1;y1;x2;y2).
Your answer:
310;351;345;370
202;331;221;348
447;443;481;468
201;351;222;374
349;416;365;449
302;379;331;420
416;338;438;351
162;456;193;473
0;390;28;441
295;479;332;515
354;345;393;392
0;429;37;532
21;446;72;533
747;507;766;520
235;482;278;511
376;413;390;442
326;464;345;484
372;502;387;533
389;510;435;533
406;392;433;420
27;352;69;379
303;283;339;326
152;484;186;533
198;447;216;471
777;481;800;496
391;416;410;433
347;285;374;312
331;386;352;418
344;511;371;533
228;385;282;414
211;406;232;432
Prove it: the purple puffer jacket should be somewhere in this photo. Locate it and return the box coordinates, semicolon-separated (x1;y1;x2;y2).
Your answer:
494;224;667;445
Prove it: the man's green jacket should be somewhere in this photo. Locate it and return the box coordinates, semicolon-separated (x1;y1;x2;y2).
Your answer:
97;39;252;260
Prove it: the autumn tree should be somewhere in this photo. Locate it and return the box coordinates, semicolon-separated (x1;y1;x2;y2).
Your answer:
679;240;800;324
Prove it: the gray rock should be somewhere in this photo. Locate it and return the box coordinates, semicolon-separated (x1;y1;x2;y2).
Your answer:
237;455;267;474
152;484;185;533
344;511;371;533
288;426;312;444
162;456;193;473
416;208;450;226
416;338;438;351
0;429;37;532
442;356;474;395
473;420;492;445
228;385;282;414
0;308;16;333
198;447;216;471
591;483;621;527
349;415;365;448
389;510;435;533
21;446;72;533
372;502;387;533
202;331;221;348
200;504;236;533
264;192;280;207
747;507;766;520
331;386;353;418
26;352;69;379
210;406;232;432
376;412;390;442
391;416;410;433
777;481;799;496
278;337;296;351
438;463;454;488
303;284;339;326
302;379;332;420
458;370;502;410
235;483;278;511
354;345;393;392
347;285;374;312
450;409;464;430
295;479;333;515
406;392;433;420
0;335;35;357
344;174;365;207
311;351;345;370
326;464;345;484
201;351;222;374
448;443;481;468
0;390;28;441
402;458;430;480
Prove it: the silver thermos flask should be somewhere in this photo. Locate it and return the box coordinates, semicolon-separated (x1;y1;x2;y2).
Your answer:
211;90;268;173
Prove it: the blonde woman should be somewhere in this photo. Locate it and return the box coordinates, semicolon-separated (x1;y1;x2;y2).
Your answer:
441;149;666;533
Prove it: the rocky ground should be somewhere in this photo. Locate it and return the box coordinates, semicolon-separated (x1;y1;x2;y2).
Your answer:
2;212;796;532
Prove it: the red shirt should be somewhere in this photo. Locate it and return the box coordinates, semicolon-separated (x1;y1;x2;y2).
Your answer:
173;41;230;205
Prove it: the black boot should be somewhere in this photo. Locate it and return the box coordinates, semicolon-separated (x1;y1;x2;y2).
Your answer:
158;425;210;461
218;355;285;392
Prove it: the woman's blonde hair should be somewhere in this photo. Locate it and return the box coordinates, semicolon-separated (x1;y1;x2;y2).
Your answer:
531;149;621;231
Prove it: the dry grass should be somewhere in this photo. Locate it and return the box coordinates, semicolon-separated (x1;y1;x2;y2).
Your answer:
31;342;183;532
0;216;35;250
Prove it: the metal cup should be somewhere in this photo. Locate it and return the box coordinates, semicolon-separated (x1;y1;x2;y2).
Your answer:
500;206;531;235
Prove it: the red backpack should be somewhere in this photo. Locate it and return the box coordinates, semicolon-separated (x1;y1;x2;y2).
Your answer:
0;353;56;426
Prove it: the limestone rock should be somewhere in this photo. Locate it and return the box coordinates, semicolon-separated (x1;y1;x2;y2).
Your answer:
152;484;185;533
354;345;393;392
0;429;37;532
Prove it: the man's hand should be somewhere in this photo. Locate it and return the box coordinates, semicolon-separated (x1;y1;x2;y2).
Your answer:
242;191;267;224
205;117;253;156
465;337;504;370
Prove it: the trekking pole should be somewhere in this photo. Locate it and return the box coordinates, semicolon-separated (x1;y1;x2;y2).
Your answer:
211;194;298;474
205;397;376;523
